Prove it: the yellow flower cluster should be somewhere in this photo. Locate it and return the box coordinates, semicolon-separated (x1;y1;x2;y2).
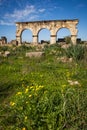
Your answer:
36;85;44;91
16;91;22;95
10;85;44;108
10;101;15;106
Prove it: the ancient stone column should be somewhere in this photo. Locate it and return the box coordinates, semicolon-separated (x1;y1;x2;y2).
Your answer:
71;35;77;45
16;36;21;45
33;35;38;44
50;35;56;44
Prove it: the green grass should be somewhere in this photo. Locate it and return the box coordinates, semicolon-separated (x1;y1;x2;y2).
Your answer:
0;44;87;130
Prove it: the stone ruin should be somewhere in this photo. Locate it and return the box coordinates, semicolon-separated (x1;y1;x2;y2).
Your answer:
0;36;7;45
16;19;79;45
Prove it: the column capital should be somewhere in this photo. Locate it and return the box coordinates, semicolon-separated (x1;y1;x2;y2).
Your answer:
33;35;38;37
16;36;20;37
51;35;56;37
50;35;56;44
71;35;77;37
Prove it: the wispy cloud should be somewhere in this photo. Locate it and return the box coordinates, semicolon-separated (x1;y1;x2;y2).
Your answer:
53;6;63;11
0;20;13;25
39;9;46;13
0;1;54;26
5;5;35;20
29;15;39;20
0;4;40;25
76;3;85;9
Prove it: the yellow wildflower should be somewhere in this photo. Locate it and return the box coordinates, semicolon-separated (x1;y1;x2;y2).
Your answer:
22;128;26;130
16;92;22;95
29;95;32;98
25;116;27;120
62;84;66;88
36;85;44;91
26;101;28;104
30;86;33;89
10;101;15;106
25;88;28;93
39;85;44;88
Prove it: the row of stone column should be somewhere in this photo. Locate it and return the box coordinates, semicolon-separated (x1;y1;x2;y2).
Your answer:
33;35;57;44
16;35;77;45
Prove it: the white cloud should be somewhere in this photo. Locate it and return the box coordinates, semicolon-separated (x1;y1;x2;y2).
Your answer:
39;9;46;13
0;4;47;25
0;20;14;25
54;6;63;10
5;5;35;20
29;15;39;20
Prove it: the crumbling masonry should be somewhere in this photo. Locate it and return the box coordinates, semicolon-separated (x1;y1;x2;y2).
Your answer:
16;19;79;45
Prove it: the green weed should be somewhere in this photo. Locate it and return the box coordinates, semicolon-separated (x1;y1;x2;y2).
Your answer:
0;44;87;130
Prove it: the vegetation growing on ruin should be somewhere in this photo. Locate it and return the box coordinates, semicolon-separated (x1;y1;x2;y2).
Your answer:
0;43;87;130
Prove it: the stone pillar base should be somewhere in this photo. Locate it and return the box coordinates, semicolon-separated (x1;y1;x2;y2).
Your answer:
71;35;77;45
16;36;21;45
50;35;56;44
33;35;38;43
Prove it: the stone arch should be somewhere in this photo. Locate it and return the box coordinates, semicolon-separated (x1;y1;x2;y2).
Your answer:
37;28;50;43
16;26;33;44
56;27;71;43
21;28;33;43
16;19;79;45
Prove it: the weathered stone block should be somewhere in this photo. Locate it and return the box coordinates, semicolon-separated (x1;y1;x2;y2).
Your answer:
26;52;45;58
3;51;10;57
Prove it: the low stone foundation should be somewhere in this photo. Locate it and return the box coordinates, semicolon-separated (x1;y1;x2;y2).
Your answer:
26;52;45;58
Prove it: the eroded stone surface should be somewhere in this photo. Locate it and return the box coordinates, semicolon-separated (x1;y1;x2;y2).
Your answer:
0;37;7;45
26;52;45;58
16;19;79;45
4;51;10;57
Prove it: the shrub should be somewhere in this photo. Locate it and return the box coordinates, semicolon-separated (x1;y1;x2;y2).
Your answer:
0;46;9;52
65;44;86;60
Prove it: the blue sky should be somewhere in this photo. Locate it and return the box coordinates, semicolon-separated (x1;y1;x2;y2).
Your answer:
0;0;87;42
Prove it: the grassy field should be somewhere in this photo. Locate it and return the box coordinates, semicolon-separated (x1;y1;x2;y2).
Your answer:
0;44;87;130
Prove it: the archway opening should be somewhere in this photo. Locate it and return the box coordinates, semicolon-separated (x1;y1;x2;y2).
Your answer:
21;29;32;44
38;28;50;44
57;28;71;44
